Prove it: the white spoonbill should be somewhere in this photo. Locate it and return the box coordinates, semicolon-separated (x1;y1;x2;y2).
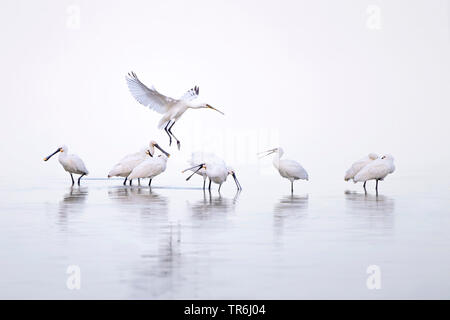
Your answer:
186;152;226;190
107;140;168;186
44;145;89;186
259;147;308;193
126;71;224;150
127;144;170;188
353;154;395;195
183;162;242;193
344;153;378;192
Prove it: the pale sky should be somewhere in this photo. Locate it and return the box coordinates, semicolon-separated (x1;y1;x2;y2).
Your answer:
1;0;449;184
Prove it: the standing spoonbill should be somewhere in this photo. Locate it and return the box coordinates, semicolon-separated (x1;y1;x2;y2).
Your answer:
183;162;242;193
44;145;89;186
259;147;308;194
186;152;226;190
353;154;395;195
107;140;167;186
127;144;170;188
126;71;224;150
344;153;378;192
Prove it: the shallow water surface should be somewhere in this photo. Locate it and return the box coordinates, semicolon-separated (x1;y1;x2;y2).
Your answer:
0;176;449;299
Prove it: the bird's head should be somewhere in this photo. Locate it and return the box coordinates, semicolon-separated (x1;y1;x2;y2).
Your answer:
182;163;206;181
195;103;224;115
381;154;394;161
368;153;378;160
147;141;170;158
43;145;66;161
227;167;242;191
257;147;280;158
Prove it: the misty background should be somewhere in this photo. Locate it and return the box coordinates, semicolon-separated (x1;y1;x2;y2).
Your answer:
1;0;449;190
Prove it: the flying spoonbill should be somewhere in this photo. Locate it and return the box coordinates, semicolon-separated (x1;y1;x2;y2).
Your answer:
44;145;89;186
108;140;167;186
259;147;308;193
126;71;224;150
183;162;242;193
353;154;395;195
127;144;170;188
344;153;378;192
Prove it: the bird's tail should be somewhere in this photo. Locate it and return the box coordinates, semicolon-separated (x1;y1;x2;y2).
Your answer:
108;165;123;178
344;169;355;181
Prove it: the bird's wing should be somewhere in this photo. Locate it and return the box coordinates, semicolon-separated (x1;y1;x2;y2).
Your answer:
128;160;152;179
345;157;370;180
355;160;388;181
126;71;177;114
72;155;89;175
280;159;308;180
129;158;163;179
108;163;126;177
180;86;199;101
366;162;390;178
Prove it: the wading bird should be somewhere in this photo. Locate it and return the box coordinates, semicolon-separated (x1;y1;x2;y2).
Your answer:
108;140;167;186
183;162;242;193
353;154;395;195
344;153;378;193
259;147;308;194
126;71;224;150
186;152;225;190
127;144;170;188
44;145;89;186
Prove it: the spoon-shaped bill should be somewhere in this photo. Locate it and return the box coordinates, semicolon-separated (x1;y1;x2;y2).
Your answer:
181;164;203;174
232;172;242;190
206;104;224;115
185;164;205;181
154;143;170;157
44;148;61;161
257;148;277;159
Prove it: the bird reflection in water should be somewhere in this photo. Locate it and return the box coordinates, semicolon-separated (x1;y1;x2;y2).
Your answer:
108;186;182;298
131;220;183;299
187;190;241;219
344;190;395;234
273;194;309;241
57;187;88;228
107;186;168;221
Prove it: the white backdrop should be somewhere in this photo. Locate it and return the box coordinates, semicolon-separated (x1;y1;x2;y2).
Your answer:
1;0;449;185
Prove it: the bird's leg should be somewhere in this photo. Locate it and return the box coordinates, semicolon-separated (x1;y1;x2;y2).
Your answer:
164;121;172;146
168;121;181;150
208;179;212;191
375;179;379;196
203;177;206;190
129;179;132;186
148;179;152;187
77;174;85;186
123;177;128;186
138;178;141;186
363;181;367;194
291;181;293;194
218;183;222;193
70;173;75;186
